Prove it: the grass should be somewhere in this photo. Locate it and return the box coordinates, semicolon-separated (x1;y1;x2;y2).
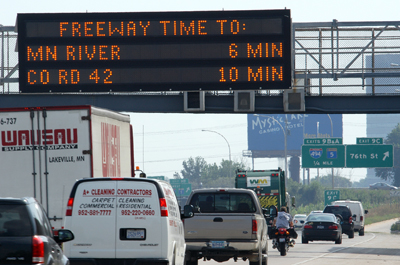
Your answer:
364;203;400;225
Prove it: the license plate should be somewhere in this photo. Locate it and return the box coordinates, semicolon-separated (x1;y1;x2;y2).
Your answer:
317;226;324;229
279;238;286;242
211;241;226;248
127;229;145;239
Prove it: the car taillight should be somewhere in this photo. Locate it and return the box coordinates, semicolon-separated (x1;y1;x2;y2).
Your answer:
360;216;364;222
252;220;258;234
303;225;313;229
32;236;44;264
278;228;288;235
349;216;353;224
160;198;168;217
328;225;338;230
66;197;74;216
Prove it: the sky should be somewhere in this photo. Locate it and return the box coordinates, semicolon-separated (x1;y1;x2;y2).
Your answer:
3;0;400;182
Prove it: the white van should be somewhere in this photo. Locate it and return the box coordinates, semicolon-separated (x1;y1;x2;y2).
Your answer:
63;177;193;265
331;200;368;236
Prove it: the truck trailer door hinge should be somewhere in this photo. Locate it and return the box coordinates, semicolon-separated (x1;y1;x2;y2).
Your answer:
81;115;91;121
82;150;92;155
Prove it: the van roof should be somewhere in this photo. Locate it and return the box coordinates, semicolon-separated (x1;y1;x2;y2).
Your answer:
333;200;361;204
68;177;167;199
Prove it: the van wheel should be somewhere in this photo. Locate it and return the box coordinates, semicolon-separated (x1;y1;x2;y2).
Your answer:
359;227;365;236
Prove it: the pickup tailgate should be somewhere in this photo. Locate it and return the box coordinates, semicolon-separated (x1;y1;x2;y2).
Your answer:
184;214;254;240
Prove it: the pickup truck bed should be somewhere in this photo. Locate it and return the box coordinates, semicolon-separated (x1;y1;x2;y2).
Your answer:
184;188;267;265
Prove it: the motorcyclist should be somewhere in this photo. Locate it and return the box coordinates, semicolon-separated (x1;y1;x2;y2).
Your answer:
271;206;297;248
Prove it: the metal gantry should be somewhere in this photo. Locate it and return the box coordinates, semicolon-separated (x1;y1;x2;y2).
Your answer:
2;20;400;98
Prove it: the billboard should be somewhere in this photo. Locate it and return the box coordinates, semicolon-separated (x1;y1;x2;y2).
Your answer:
247;114;343;157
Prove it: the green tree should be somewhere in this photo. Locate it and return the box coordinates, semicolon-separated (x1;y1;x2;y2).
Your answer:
316;174;352;188
181;156;207;189
180;157;249;189
375;123;400;186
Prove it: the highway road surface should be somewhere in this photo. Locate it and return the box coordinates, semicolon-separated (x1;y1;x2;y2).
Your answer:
198;218;400;265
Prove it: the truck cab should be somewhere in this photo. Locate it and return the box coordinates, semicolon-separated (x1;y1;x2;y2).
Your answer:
235;168;295;229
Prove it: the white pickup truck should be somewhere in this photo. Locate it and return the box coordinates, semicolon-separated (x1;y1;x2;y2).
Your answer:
183;188;268;265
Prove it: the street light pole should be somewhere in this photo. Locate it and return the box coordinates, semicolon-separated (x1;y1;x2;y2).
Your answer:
254;114;288;192
202;129;232;177
326;114;334;188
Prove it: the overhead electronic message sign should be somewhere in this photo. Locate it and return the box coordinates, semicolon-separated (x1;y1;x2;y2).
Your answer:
17;10;292;93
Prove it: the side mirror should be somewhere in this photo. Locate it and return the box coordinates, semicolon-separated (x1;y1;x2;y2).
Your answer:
54;229;74;243
269;206;277;218
182;205;194;219
365;210;368;214
262;208;269;219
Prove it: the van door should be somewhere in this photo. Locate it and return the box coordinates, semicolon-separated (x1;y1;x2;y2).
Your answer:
115;180;163;259
67;180;118;258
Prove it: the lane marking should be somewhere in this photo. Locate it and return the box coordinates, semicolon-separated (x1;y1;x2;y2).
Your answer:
293;233;376;265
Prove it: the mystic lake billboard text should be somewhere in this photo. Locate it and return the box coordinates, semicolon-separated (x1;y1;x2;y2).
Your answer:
247;114;343;158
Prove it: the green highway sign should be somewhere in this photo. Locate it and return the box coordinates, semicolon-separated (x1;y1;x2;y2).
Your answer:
346;144;393;168
169;178;189;184
147;176;165;180
301;144;345;168
324;190;340;205
356;137;383;145
303;138;343;145
171;183;192;197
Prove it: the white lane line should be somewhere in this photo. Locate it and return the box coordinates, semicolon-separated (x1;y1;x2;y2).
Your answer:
293;233;376;265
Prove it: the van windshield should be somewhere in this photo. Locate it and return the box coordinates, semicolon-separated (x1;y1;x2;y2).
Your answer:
0;204;33;237
189;193;256;213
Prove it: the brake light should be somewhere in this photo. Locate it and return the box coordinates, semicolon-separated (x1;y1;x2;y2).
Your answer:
252;220;258;234
360;216;363;222
160;198;168;217
278;228;288;235
32;236;44;264
303;225;313;229
328;225;338;230
66;198;74;216
349;216;353;224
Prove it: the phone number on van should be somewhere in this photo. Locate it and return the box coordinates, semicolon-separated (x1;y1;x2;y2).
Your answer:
78;210;112;216
121;210;155;216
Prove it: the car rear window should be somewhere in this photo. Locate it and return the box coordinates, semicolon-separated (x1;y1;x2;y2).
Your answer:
324;206;351;219
189;193;256;213
0;204;33;237
307;214;335;222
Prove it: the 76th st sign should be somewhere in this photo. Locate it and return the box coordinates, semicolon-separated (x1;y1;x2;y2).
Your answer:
346;144;393;168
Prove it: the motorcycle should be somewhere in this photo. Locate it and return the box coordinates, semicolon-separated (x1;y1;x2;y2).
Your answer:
272;227;295;256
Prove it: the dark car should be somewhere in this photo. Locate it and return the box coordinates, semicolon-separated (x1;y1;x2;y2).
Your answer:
301;213;342;244
0;197;74;265
369;182;398;190
323;204;355;238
